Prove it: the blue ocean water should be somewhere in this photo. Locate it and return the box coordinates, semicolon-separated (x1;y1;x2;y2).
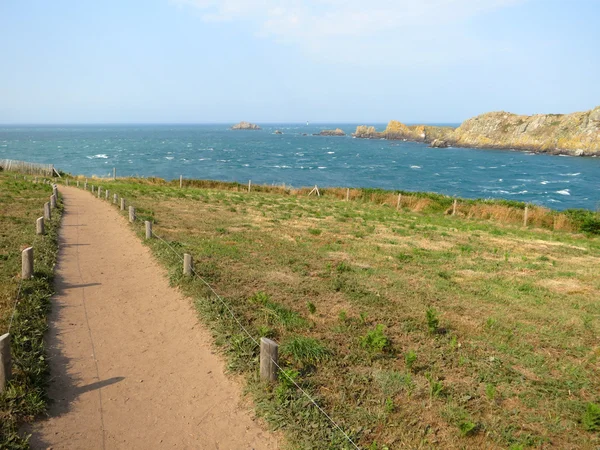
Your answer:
1;124;599;210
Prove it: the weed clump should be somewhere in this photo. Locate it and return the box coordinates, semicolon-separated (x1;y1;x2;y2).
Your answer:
360;324;390;353
582;402;600;431
281;336;330;365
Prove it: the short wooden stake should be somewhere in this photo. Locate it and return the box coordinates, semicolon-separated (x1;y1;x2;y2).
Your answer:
113;167;116;180
52;186;58;197
91;185;95;193
44;202;51;220
346;188;350;201
84;181;87;190
183;253;193;276
66;179;69;186
105;189;109;200
120;198;126;211
260;337;279;382
36;217;45;235
129;206;135;223
97;187;102;198
452;199;457;216
145;221;152;239
22;247;34;279
180;175;183;188
397;193;402;210
0;333;11;393
77;180;80;187
50;194;57;209
524;206;529;227
248;180;252;193
113;193;118;204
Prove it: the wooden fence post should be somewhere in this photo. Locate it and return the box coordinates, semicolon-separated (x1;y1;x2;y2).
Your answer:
0;333;11;393
346;188;350;201
105;189;109;200
180;175;183;188
452;199;457;216
524;206;529;227
248;180;252;193
44;202;51;220
36;217;44;235
145;221;152;239
22;247;34;279
84;181;87;190
129;206;135;223
77;180;80;187
113;167;116;180
120;198;126;211
97;187;102;198
113;193;118;204
397;193;402;210
91;185;95;194
260;337;279;382
50;194;57;209
183;253;193;276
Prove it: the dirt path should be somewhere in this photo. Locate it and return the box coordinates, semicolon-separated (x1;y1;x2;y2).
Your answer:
30;186;279;449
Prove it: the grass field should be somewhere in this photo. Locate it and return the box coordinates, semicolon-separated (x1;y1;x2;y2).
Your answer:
0;173;62;448
63;176;600;448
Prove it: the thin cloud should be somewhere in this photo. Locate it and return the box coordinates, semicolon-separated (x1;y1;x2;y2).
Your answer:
172;0;525;64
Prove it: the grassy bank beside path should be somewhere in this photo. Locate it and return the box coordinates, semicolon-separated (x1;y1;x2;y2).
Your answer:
86;176;599;449
0;173;62;449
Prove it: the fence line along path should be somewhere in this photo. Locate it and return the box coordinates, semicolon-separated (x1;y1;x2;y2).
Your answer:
30;185;278;449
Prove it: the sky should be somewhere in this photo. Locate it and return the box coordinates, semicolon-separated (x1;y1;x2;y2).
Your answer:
0;0;599;124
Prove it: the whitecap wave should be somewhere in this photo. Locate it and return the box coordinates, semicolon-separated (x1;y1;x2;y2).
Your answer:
556;189;571;196
410;165;421;169
87;154;108;159
560;173;581;177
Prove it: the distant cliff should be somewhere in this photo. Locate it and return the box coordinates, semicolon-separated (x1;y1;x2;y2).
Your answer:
354;106;600;156
231;121;261;130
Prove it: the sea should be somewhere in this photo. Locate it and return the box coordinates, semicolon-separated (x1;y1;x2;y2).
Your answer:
1;123;599;211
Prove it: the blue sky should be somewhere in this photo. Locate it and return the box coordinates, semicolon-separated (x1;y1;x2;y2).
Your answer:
1;0;598;124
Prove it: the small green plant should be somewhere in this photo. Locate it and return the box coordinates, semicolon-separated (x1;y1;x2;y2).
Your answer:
306;301;316;314
449;335;458;350
384;397;394;414
308;228;322;235
485;383;497;401
360;324;389;353
338;310;348;322
425;372;443;399
359;312;368;325
257;325;275;338
275;368;300;402
404;350;417;371
582;402;600;431
336;261;352;273
281;336;330;365
426;308;439;333
459;420;478;436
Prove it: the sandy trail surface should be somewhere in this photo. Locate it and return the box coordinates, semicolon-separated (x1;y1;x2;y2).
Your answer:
30;186;278;449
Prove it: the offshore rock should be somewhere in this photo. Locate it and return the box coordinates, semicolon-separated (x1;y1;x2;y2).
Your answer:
315;128;346;136
430;139;449;148
231;121;261;130
274;130;283;135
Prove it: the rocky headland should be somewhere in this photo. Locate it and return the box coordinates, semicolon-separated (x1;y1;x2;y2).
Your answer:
231;121;261;130
314;128;346;137
353;106;600;156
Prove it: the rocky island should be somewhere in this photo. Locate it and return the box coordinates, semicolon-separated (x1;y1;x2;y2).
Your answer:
354;106;600;156
231;121;261;130
314;128;346;136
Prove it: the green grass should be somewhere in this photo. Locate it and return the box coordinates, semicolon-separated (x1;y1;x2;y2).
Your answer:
78;175;600;449
0;173;62;448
